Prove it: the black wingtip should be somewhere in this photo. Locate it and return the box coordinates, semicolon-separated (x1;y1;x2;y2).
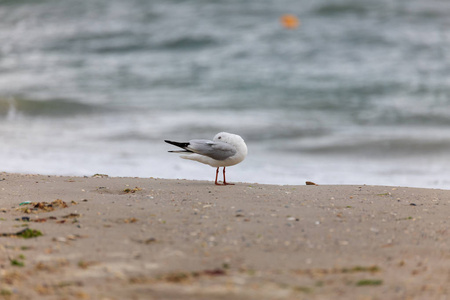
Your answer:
164;140;193;152
164;140;177;147
165;140;188;147
168;150;191;153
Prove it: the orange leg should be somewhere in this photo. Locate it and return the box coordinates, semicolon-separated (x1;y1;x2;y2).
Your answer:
215;167;222;185
223;167;234;185
214;167;234;185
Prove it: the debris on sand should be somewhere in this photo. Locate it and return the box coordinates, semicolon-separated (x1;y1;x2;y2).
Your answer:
123;187;142;194
1;228;43;239
306;181;319;186
92;174;109;178
17;199;74;213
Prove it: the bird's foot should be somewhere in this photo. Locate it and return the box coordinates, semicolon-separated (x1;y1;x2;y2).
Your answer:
215;182;235;186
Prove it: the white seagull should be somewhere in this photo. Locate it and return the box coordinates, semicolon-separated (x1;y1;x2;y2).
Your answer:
165;132;248;185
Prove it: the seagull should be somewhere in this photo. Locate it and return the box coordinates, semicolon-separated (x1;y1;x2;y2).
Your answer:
165;132;248;185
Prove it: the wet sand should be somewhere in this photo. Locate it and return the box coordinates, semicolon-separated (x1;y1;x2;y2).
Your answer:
0;173;449;299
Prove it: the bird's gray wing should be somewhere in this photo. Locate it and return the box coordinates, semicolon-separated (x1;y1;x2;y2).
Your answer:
187;139;237;161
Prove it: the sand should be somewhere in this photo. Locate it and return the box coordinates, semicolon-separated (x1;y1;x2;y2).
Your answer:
0;172;449;299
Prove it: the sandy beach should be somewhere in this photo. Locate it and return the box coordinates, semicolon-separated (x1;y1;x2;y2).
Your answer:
0;172;449;299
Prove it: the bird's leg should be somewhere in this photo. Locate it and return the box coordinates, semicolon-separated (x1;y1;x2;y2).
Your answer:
223;167;234;185
215;167;222;185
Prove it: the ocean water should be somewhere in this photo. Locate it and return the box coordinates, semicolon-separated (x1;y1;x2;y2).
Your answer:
1;0;450;188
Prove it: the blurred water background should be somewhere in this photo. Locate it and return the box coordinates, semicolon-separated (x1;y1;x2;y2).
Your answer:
1;0;450;188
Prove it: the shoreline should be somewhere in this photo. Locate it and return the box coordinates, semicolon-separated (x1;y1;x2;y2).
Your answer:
1;173;449;299
2;171;448;190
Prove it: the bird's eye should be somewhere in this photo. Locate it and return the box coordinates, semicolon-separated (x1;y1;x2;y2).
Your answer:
218;136;221;139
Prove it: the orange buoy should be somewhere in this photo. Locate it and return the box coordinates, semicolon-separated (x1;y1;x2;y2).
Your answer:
280;14;300;29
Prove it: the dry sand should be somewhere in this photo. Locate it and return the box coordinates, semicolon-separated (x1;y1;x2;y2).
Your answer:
0;172;449;300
